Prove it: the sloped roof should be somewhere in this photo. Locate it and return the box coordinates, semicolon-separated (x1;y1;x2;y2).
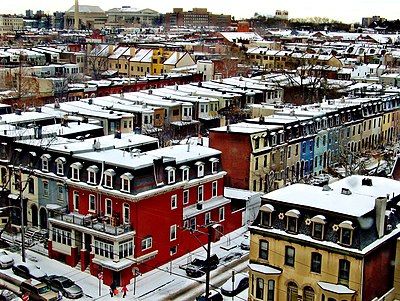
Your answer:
67;5;104;13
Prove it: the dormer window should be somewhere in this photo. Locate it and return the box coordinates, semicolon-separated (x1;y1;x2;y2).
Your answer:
87;165;99;185
41;154;51;172
285;209;300;233
195;161;205;177
260;204;274;227
253;136;260;149
165;166;176;184
70;162;83;181
55;157;66;176
271;133;277;146
210;158;219;174
311;215;326;240
339;221;354;246
180;166;190;181
104;169;116;188
121;172;133;192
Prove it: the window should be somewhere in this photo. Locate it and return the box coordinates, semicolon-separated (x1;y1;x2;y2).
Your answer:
94;240;114;259
182;167;189;181
338;259;350;286
105;198;112;216
87;165;99;184
255;157;259;170
286;210;300;233
141;236;152;250
104;169;115;188
170;224;177;241
166;167;175;184
219;207;225;221
55;158;65;175
170;245;177;256
205;212;211;225
28;178;34;194
171;194;177;209
212;181;218;197
52;227;71;246
311;252;322;273
70;162;82;181
267;280;275;301
89;194;96;212
119;240;133;258
313;222;324;240
183;190;189;205
43;181;49;197
339;221;354;246
256;278;264;299
73;191;79;211
197;162;204;177
189;217;196;231
210;158;219;174
259;240;269;260
41;155;50;172
120;173;133;192
285;246;295;267
57;185;63;201
197;185;204;202
123;203;130;224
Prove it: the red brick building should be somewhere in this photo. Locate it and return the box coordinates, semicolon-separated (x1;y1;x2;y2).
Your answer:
48;144;243;286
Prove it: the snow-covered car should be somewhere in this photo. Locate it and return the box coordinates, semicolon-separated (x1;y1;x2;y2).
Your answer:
0;289;22;301
221;273;249;296
12;262;47;281
0;250;14;269
240;233;250;250
196;290;223;301
48;275;83;299
186;254;219;278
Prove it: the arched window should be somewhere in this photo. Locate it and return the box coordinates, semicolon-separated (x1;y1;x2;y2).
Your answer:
55;157;66;175
41;154;51;172
103;169;116;188
165;166;176;184
70;162;83;181
287;282;298;301
87;165;99;185
285;209;300;233
120;172;133;192
260;204;274;227
311;215;326;240
303;286;315;301
339;220;354;246
195;161;205;177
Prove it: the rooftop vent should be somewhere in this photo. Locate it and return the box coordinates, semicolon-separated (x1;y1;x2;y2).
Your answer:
341;188;352;195
362;178;372;186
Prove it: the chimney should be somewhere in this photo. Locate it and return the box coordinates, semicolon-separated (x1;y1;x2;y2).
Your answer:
375;197;387;238
74;0;79;31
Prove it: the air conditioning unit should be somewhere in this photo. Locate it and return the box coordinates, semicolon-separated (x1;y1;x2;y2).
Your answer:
196;203;203;210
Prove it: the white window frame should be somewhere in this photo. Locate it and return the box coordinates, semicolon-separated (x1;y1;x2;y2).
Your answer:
196;162;205;177
182;167;189;181
57;185;63;201
89;194;96;212
42;158;49;172
170;224;177;241
166;167;176;184
205;211;211;225
212;181;218;197
141;236;152;250
105;198;112;216
197;185;204;202
210;158;219;174
121;173;133;192
43;181;49;197
219;207;225;221
103;169;115;188
55;158;65;175
123;203;130;224
73;191;79;211
70;162;82;181
183;190;189;205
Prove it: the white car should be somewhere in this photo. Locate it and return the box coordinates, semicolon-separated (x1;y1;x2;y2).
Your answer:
0;250;14;269
240;233;250;250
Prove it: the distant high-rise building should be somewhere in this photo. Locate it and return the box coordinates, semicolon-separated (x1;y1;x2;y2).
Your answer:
165;7;231;29
25;10;34;18
362;17;373;27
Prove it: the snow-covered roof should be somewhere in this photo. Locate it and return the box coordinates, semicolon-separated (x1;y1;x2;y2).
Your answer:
248;263;281;275
130;49;153;63
220;32;263;43
164;52;187;66
317;282;355;294
263;176;400;217
211;122;281;134
66;5;104;13
224;187;263;200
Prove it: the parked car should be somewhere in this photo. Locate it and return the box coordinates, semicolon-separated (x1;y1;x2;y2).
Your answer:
48;275;83;299
20;279;57;301
240;233;250;250
221;273;249;296
12;263;47;281
196;290;223;301
0;250;14;268
0;289;21;301
220;252;243;264
186;254;219;278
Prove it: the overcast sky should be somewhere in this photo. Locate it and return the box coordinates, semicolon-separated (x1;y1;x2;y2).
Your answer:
0;0;399;23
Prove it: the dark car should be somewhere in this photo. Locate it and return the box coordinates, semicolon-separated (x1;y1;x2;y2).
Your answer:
196;290;223;301
186;254;219;278
48;275;83;299
12;263;47;282
221;274;249;296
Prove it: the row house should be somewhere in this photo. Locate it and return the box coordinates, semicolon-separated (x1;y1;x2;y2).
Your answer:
210;94;400;192
0;133;159;230
248;175;400;301
46;144;242;286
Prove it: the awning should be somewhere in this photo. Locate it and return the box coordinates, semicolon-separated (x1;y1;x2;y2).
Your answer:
87;165;100;173
285;209;300;218
260;204;275;213
248;263;282;275
317;281;355;295
121;172;134;180
46;204;62;210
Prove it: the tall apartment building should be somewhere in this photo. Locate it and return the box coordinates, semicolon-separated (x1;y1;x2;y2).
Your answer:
165;8;231;29
0;15;24;36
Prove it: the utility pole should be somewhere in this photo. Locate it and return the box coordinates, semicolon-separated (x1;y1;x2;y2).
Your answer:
19;167;26;262
205;224;212;301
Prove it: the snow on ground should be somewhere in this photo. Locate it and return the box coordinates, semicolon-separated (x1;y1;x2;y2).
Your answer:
2;226;250;301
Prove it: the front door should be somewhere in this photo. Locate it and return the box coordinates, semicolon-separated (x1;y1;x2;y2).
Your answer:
113;271;121;286
39;207;47;229
31;205;38;227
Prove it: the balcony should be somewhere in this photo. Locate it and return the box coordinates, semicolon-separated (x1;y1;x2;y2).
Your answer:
52;212;132;236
